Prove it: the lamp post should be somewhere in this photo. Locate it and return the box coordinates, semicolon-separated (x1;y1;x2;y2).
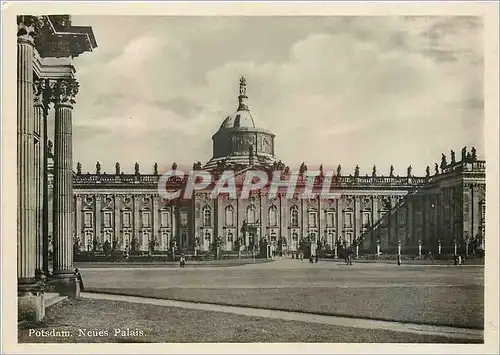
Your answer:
453;238;458;256
418;239;422;256
397;240;402;266
438;239;442;255
334;238;338;259
376;238;381;256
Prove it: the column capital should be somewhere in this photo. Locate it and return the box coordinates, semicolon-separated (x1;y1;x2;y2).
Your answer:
53;79;79;107
17;15;41;45
33;79;53;111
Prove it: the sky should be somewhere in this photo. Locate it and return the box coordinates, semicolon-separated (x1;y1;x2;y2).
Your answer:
60;15;484;176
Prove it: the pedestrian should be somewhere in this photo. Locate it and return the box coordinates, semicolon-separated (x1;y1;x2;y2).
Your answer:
397;255;401;266
458;254;463;266
180;254;186;268
315;253;319;263
74;268;84;291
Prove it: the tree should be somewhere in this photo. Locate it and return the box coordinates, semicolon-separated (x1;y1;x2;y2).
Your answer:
112;237;119;251
92;237;98;253
103;240;111;256
73;237;80;256
149;237;158;254
131;236;138;252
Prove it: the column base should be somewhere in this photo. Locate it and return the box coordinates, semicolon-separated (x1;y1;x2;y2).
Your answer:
51;271;80;299
18;279;45;322
35;269;47;280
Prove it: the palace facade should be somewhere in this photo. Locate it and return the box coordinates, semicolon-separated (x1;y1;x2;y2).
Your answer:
70;78;486;256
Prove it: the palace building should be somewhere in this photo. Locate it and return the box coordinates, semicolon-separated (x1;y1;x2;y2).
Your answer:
70;77;486;257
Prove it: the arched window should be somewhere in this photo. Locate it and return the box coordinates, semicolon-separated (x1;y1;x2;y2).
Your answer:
268;205;277;226
204;232;211;241
290;206;299;227
203;206;211;226
225;206;234;226
247;205;256;224
292;232;298;241
227;232;234;242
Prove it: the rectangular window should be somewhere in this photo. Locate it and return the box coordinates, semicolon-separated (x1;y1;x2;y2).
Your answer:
308;212;317;227
481;204;486;222
161;211;170;227
103;211;112;228
344;213;352;228
142;212;151;227
84;212;93;227
380;212;387;226
326;212;335;228
398;210;406;226
122;211;131;228
362;212;370;227
180;210;188;226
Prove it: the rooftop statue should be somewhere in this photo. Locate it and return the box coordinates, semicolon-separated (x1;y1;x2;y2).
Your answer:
471;147;477;161
440;153;447;171
115;162;120;175
389;165;394;177
76;162;82;175
96;161;101;175
135;162;140;175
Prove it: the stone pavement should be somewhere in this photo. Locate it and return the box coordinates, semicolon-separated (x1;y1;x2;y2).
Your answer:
81;291;483;342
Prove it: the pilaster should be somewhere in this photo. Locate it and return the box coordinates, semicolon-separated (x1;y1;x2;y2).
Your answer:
114;195;120;249
75;195;82;250
95;194;102;243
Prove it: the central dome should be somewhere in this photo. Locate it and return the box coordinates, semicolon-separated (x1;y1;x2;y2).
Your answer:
204;76;279;171
220;110;255;129
218;76;255;130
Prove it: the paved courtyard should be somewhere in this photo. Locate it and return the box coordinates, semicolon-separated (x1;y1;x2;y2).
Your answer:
19;259;484;343
82;258;484;330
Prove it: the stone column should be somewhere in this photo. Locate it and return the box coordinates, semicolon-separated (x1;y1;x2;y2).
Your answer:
17;16;45;321
34;80;45;279
51;78;79;297
42;80;51;275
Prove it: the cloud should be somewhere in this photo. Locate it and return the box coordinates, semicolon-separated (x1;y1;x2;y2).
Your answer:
67;16;484;175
